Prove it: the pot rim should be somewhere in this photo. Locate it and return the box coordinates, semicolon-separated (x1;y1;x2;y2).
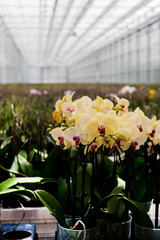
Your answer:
58;218;97;231
1;230;31;240
135;217;160;231
108;214;132;226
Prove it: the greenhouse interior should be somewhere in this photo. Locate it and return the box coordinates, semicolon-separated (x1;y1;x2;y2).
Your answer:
1;0;160;240
0;0;160;83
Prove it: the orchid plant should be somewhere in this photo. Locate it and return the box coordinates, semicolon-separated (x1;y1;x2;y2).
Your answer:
49;92;160;228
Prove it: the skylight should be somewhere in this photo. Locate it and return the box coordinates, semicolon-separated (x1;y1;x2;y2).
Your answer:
0;0;159;66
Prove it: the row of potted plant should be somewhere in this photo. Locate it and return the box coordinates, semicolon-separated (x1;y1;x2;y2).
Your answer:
39;92;160;239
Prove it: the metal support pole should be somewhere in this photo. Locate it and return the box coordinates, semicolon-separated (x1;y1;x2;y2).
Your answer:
147;25;150;83
128;34;131;83
136;30;140;83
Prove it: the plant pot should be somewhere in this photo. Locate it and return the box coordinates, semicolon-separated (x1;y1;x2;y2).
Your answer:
140;200;152;213
57;218;97;240
97;214;132;240
1;230;31;240
1;224;36;240
135;217;160;240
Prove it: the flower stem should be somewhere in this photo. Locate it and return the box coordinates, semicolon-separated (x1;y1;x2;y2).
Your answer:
91;153;95;205
118;150;135;200
65;150;71;215
81;161;86;222
72;155;78;226
153;145;159;228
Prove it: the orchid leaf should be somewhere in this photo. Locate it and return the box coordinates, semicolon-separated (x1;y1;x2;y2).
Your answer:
0;188;36;200
35;189;67;228
108;196;125;219
40;178;57;184
121;195;153;228
0;177;43;191
0;165;26;177
108;186;125;218
57;177;68;212
84;193;153;229
132;179;146;202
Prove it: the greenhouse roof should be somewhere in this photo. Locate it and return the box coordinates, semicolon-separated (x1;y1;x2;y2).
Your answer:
0;0;160;66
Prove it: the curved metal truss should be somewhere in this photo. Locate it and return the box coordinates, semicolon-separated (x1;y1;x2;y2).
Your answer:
0;0;160;67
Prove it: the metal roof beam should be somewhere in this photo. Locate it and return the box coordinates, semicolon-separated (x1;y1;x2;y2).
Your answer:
52;0;120;59
49;0;95;61
63;0;153;64
44;0;75;59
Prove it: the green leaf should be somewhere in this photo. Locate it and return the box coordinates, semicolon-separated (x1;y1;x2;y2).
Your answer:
0;165;26;177
35;189;67;228
21;135;26;143
29;150;35;162
40;178;57;184
121;195;153;228
10;154;33;176
0;177;43;191
85;193;153;228
9;157;20;177
57;178;68;212
107;185;125;218
17;155;33;176
0;188;36;200
108;196;125;218
42;147;64;178
75;163;92;208
132;179;146;202
0;136;12;149
19;150;27;159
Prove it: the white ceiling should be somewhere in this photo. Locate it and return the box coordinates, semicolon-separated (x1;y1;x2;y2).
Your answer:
0;0;160;67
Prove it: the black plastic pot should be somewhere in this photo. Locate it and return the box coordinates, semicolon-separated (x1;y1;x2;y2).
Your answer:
1;223;36;240
1;230;31;239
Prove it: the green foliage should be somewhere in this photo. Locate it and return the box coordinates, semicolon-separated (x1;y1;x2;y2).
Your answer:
35;189;153;229
107;186;125;219
35;189;67;228
85;193;153;229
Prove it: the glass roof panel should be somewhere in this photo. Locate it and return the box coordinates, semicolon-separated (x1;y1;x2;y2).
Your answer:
0;0;160;66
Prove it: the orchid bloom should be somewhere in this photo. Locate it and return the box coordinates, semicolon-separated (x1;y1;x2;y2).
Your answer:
50;128;64;146
114;96;129;114
74;96;93;113
61;101;76;121
50;127;72;149
50;93;156;155
93;96;113;113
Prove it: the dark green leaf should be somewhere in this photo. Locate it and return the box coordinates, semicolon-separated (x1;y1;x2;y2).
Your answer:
0;188;36;200
0;177;43;191
132;179;146;202
57;178;68;212
35;189;67;228
0;165;25;177
85;193;153;228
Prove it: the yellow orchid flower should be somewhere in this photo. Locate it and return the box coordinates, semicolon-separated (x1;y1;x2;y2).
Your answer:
132;108;153;134
114;96;129;113
74;96;93;112
50;128;64;146
64;91;75;102
52;111;62;123
93;96;113;113
55;99;65;114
